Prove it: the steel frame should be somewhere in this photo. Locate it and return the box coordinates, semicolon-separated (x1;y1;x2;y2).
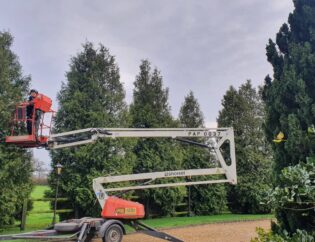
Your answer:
52;127;239;207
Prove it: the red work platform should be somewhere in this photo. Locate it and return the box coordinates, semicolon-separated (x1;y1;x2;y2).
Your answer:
5;93;54;148
5;135;49;148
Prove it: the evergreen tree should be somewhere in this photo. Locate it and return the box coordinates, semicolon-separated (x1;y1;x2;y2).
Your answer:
0;31;32;227
179;91;226;215
49;42;132;219
179;91;204;128
263;0;315;233
130;60;184;217
218;80;272;214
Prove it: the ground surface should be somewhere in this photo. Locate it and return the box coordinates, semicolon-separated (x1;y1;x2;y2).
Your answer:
121;219;271;242
1;186;273;242
28;185;57;228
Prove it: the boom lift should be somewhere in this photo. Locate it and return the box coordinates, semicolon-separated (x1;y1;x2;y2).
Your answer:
1;97;237;242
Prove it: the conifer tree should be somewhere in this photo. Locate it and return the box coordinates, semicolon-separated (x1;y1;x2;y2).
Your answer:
218;80;272;214
179;91;204;128
49;42;132;218
263;0;315;233
179;91;226;215
130;60;184;216
0;31;32;227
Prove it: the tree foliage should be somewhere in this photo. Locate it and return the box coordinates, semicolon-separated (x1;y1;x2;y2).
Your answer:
49;42;132;219
0;31;32;227
179;91;204;128
266;158;315;233
179;91;226;215
262;0;315;233
130;60;184;217
251;227;314;242
218;80;272;214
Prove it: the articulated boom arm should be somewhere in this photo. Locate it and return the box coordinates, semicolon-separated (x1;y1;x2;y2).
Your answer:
69;127;238;208
49;127;231;149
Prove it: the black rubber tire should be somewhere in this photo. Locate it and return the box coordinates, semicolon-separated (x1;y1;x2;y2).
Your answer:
102;224;123;242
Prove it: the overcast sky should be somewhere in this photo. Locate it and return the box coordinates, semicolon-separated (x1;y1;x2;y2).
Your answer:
0;0;294;167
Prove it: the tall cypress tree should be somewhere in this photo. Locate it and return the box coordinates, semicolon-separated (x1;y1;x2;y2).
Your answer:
218;80;272;214
0;31;32;227
130;60;184;217
263;0;315;233
179;91;204;128
49;42;132;218
179;91;226;215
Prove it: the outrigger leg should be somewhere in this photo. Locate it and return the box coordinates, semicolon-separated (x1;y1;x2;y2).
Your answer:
129;220;184;242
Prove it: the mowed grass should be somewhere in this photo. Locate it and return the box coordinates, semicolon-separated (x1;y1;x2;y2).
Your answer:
142;213;274;229
31;185;48;199
1;185;274;239
0;185;56;235
27;185;58;230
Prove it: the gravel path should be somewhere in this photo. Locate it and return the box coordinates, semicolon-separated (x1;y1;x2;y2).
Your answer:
121;219;271;242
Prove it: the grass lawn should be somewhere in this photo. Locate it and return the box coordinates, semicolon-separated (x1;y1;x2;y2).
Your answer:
0;185;57;235
31;185;48;199
0;185;274;239
27;185;58;230
142;213;274;229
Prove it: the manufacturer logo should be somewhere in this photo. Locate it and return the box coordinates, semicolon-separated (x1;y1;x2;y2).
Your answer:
164;171;185;177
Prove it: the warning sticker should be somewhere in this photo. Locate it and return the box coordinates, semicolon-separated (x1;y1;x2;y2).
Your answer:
125;207;137;215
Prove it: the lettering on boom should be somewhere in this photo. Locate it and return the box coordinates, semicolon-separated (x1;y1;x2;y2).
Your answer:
164;171;186;177
187;131;221;137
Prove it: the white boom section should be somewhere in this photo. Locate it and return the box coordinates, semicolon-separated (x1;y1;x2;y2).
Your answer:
49;127;232;148
54;127;238;207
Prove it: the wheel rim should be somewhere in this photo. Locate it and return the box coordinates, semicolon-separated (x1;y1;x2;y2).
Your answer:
108;228;121;242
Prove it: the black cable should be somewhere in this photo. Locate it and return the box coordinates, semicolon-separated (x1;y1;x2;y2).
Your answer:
114;179;155;197
175;138;213;149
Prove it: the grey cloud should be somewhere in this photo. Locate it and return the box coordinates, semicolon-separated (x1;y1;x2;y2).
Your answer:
0;0;293;165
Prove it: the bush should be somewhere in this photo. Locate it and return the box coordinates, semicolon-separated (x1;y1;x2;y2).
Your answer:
191;183;226;215
265;157;315;234
251;227;315;242
228;179;271;214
